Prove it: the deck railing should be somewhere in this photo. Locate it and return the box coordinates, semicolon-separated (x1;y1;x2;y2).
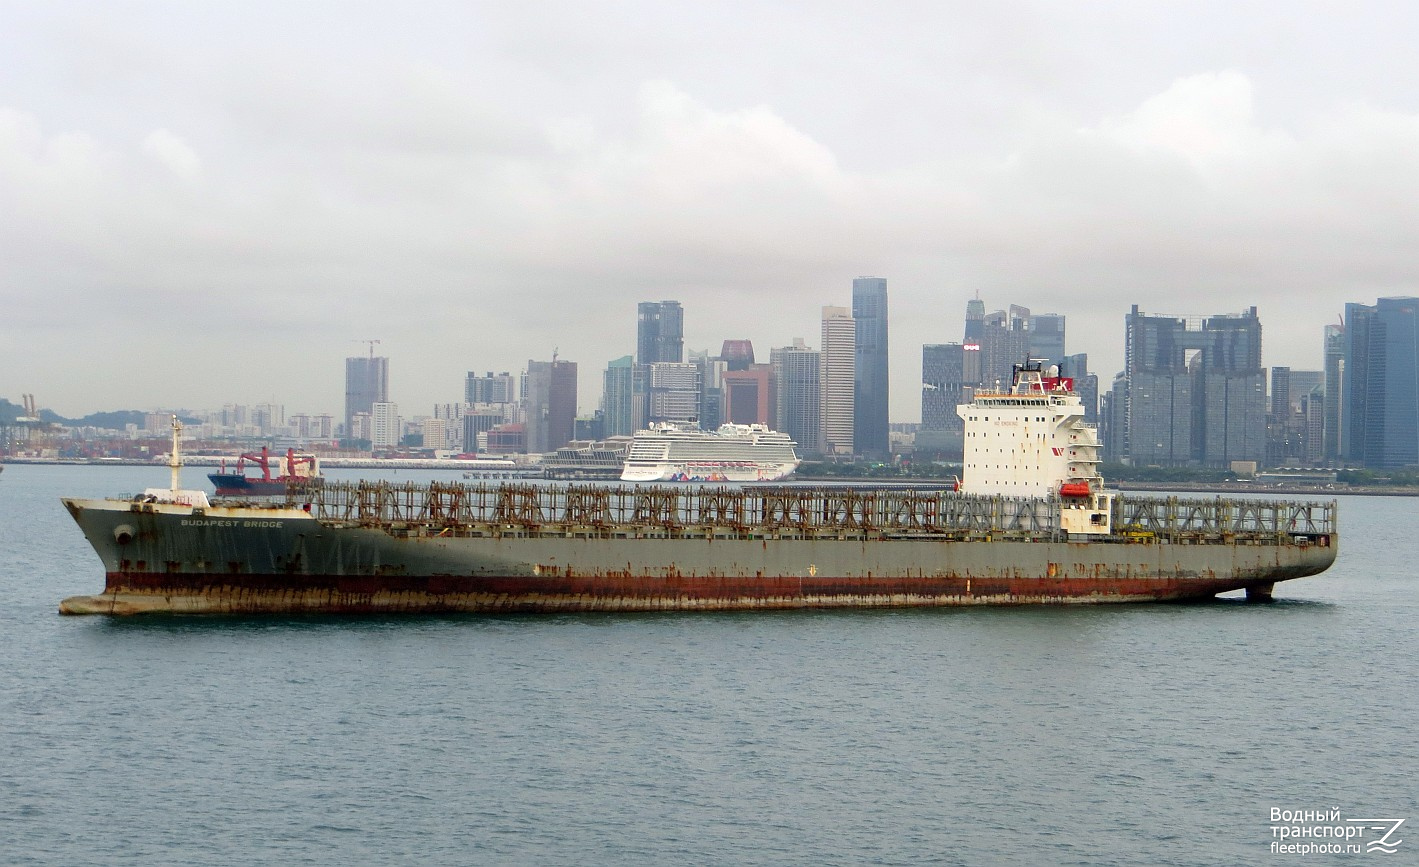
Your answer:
285;481;1336;543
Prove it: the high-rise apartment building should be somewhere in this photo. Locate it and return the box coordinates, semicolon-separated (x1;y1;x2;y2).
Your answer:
1118;305;1265;467
820;305;856;455
349;412;372;444
431;403;465;451
646;362;701;424
252;403;284;433
852;277;889;457
1341;297;1419;468
524;357;577;453
420;417;450;452
465;371;516;405
637;301;684;365
601;355;635;437
370;402;400;448
289;413;335;441
344;354;389;439
770;340;820;456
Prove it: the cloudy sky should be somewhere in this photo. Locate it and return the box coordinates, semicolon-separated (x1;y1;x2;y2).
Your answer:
4;1;1418;421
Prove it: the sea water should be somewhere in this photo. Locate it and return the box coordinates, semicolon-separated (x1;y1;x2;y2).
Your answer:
1;465;1414;865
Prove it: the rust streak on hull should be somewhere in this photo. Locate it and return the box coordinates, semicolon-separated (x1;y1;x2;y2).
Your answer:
57;481;1340;617
61;569;1304;615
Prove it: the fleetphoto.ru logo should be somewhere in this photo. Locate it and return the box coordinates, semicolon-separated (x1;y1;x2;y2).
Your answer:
1270;808;1405;855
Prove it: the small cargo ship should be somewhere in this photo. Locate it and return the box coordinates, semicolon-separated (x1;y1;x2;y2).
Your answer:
58;367;1337;616
621;422;799;482
208;447;320;497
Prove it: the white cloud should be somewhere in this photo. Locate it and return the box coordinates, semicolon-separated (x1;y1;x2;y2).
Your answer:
1094;71;1273;167
141;128;201;181
6;4;1419;418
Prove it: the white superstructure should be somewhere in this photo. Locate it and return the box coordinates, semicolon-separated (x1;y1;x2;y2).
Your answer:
621;423;800;482
958;363;1113;534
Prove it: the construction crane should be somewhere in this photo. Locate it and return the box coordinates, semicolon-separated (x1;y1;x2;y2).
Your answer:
352;339;381;359
18;394;40;423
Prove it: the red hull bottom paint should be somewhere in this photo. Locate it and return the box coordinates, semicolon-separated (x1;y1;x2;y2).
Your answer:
60;571;1282;615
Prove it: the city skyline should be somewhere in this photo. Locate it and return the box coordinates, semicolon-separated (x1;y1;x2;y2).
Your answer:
4;5;1418;420
6;296;1380;427
12;293;1410;472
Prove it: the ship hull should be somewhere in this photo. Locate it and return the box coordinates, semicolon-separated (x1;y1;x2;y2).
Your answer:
207;474;323;497
59;496;1337;615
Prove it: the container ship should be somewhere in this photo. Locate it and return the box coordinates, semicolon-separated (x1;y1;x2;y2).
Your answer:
621;422;799;482
58;367;1337;616
208;447;321;497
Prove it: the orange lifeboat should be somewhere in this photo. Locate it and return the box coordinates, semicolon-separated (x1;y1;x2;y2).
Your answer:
1059;482;1092;498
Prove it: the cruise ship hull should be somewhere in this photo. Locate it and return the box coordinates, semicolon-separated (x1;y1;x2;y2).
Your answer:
621;461;799;483
59;494;1337;615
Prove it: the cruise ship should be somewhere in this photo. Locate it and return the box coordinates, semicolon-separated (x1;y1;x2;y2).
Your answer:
620;422;800;482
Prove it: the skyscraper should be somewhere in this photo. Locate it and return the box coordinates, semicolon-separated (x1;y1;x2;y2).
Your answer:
1340;304;1373;466
1288;371;1324;408
1268;366;1296;466
723;365;772;425
344;353;389;440
719;341;767;423
720;340;755;371
1199;310;1266;465
1119;305;1265;467
601;355;635;437
1267;368;1323;465
692;352;727;430
918;343;967;459
770;340;820;455
1270;367;1293;418
852;277;889;457
979;306;1032;390
1062;352;1098;426
820;305;856;455
524;357;578;453
1029;313;1067;367
1341;297;1419;468
1102;370;1128;460
963;296;986;343
637;301;684;365
1323;323;1345;462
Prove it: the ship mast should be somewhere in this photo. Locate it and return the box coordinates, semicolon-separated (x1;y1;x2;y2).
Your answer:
168;415;183;493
